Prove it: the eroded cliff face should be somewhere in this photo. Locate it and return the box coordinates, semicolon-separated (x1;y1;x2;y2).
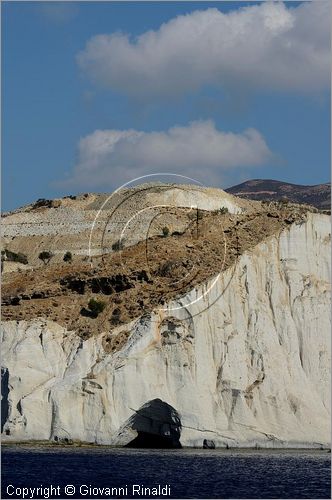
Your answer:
1;214;330;447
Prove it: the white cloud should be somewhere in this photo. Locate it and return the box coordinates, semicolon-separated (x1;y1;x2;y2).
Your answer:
62;121;272;188
77;1;330;98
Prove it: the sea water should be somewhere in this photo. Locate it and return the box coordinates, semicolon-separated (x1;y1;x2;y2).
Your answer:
2;446;330;499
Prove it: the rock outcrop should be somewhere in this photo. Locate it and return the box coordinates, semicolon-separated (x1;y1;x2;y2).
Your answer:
1;213;330;448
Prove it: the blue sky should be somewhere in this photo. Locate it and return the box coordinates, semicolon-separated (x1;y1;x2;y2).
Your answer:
2;1;330;211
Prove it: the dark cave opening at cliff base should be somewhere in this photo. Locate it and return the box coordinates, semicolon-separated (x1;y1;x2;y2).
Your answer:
126;431;182;449
125;399;182;449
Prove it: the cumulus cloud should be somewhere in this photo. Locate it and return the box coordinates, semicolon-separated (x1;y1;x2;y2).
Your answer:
62;121;273;188
77;1;330;98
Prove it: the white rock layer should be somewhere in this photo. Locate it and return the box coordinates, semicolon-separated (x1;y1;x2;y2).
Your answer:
1;214;330;447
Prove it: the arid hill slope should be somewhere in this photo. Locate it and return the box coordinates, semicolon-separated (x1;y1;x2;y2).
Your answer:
2;196;315;341
226;179;331;210
2;183;258;271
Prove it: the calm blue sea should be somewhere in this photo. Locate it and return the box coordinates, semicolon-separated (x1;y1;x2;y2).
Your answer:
2;446;330;499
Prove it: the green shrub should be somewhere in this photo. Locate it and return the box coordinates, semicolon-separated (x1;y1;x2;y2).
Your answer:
162;226;169;237
112;239;124;251
279;197;289;205
2;249;28;265
88;298;106;318
219;207;229;215
38;251;53;264
33;198;52;208
63;251;72;263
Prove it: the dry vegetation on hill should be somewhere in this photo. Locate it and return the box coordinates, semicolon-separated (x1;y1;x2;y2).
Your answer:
2;201;313;340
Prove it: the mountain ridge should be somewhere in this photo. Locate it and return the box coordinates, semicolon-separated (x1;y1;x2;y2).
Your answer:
226;179;331;210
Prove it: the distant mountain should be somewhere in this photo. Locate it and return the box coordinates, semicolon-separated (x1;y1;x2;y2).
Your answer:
226;179;331;210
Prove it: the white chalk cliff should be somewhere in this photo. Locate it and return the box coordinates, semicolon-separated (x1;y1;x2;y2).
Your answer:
1;213;330;447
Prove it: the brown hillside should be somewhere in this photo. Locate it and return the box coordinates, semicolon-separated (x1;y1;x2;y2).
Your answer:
2;202;313;341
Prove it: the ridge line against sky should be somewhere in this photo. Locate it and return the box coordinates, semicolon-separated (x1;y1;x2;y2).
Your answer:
2;1;331;210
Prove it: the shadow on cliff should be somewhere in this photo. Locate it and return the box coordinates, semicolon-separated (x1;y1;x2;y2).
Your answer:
125;398;182;448
1;368;9;434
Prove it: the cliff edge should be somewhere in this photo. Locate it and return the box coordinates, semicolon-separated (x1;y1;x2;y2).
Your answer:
1;186;330;448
